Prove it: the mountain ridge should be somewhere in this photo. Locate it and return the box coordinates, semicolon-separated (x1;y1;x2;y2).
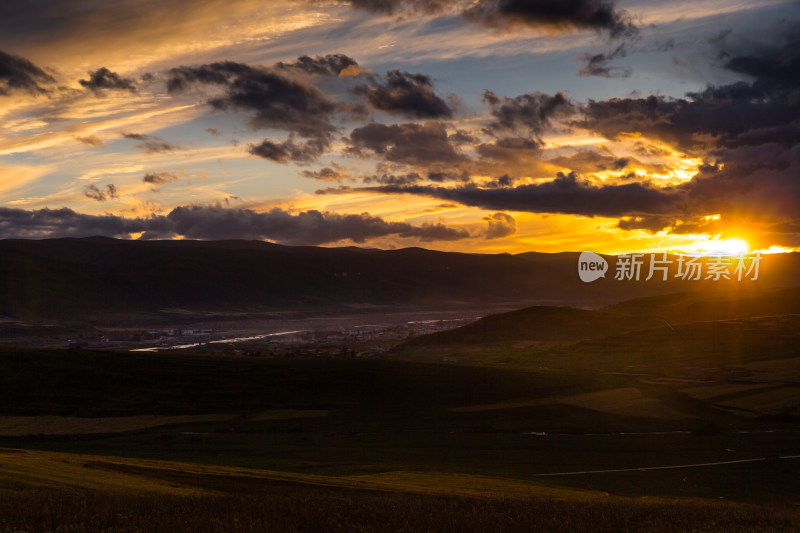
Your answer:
1;237;797;323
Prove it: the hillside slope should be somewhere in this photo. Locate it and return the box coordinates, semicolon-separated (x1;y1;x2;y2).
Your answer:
397;287;800;348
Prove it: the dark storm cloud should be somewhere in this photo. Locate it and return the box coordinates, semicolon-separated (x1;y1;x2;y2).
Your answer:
157;206;470;243
482;90;573;138
0;50;54;95
345;0;636;37
333;143;799;237
0;207;148;239
79;67;137;93
276;54;360;76
338;139;800;240
576;34;800;155
683;143;800;224
334;171;682;218
563;29;800;240
723;37;800;87
347;122;465;165
248;138;326;164
353;70;454;119
576;85;799;154
166;61;338;142
122;132;183;154
83;183;118;202
166;61;252;92
0;206;469;244
483;212;516;239
463;0;637;38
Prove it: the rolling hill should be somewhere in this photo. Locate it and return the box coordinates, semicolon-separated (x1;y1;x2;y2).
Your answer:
397;287;800;348
401;306;666;346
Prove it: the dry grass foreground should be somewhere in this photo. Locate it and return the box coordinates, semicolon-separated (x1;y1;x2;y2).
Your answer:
0;448;798;532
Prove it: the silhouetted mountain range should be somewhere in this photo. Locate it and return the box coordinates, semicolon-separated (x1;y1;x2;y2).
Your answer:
1;237;798;323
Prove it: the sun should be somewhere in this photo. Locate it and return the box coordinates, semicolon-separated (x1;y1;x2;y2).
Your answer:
700;238;750;255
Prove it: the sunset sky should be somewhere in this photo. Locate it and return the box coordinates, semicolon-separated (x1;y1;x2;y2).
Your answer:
0;0;798;253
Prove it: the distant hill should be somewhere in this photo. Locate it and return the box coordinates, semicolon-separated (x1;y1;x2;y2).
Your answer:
399;287;800;348
401;306;665;346
0;237;798;323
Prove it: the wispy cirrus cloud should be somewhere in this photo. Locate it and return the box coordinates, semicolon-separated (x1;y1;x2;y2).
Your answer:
122;132;185;154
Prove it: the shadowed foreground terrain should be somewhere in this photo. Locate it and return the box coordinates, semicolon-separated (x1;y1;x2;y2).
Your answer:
1;288;799;531
1;341;799;531
2;484;796;533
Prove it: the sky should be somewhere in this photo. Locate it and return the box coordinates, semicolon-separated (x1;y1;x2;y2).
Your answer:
0;0;798;254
